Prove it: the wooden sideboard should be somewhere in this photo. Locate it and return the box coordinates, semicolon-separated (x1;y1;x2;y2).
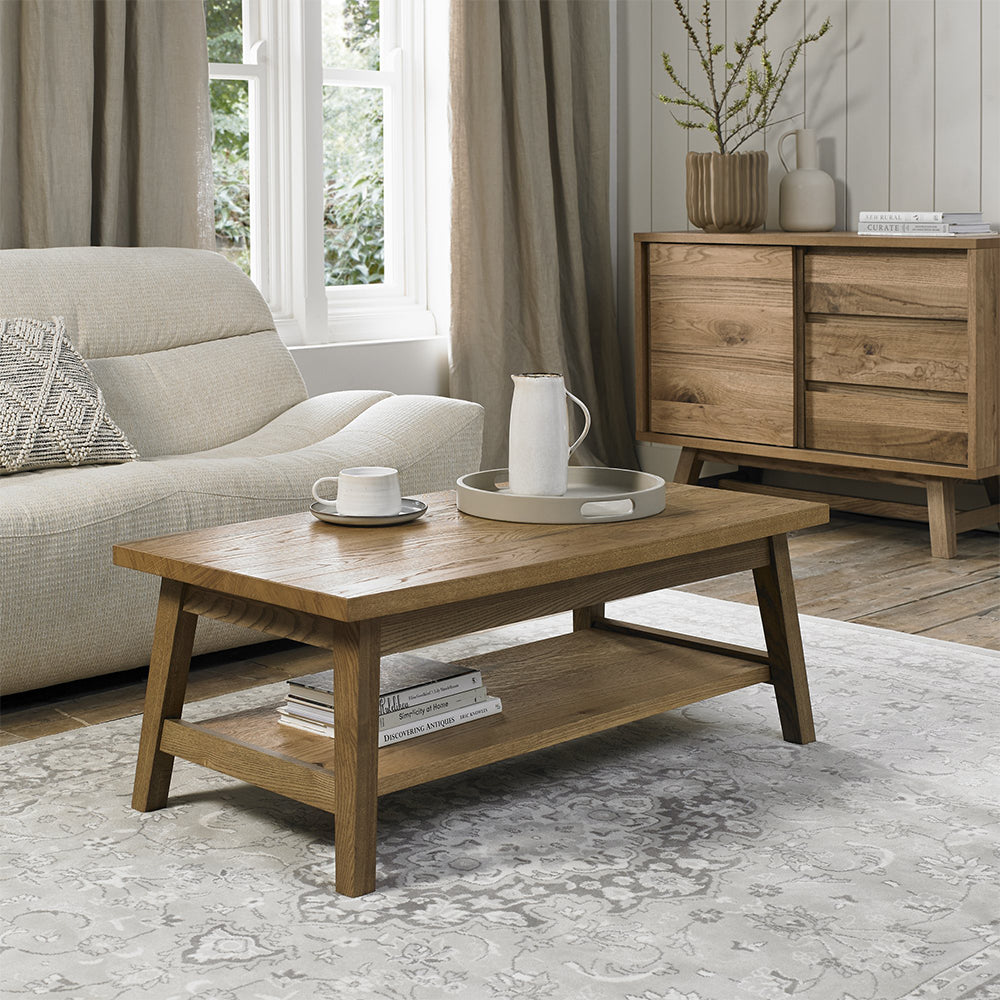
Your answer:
634;231;999;557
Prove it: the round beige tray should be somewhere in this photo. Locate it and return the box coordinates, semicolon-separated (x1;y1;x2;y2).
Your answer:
456;467;666;524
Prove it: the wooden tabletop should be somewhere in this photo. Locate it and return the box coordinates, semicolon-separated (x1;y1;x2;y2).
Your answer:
113;485;828;622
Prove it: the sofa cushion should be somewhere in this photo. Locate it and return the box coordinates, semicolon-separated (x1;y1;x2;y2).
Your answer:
87;330;308;457
0;247;275;358
0;316;138;474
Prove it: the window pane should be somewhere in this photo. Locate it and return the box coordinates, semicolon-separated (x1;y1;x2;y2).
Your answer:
204;0;243;63
323;0;380;71
210;79;251;275
323;85;384;286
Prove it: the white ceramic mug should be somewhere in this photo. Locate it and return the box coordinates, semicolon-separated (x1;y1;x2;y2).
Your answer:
312;466;402;517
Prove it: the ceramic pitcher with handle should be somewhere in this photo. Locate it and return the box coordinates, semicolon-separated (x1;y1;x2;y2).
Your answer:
508;373;591;496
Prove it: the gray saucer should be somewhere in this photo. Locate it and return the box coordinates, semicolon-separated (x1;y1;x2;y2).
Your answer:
309;498;428;527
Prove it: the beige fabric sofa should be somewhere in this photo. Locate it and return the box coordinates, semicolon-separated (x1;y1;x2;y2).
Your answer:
0;247;483;696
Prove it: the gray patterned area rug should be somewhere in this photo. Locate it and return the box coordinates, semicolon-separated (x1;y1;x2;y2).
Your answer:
3;591;999;1000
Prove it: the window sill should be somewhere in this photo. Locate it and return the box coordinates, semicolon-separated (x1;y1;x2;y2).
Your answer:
274;303;438;347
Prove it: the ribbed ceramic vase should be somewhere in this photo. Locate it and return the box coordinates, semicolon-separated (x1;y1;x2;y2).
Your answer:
685;150;768;233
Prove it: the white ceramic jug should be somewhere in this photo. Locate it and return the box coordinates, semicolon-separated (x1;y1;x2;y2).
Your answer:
778;128;836;232
508;373;591;496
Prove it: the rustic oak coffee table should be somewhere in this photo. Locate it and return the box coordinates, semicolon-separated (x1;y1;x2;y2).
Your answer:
115;484;827;897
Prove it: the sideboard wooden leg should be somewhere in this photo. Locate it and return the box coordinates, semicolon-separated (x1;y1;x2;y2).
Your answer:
752;535;816;745
926;479;958;559
674;448;704;485
333;620;381;897
133;579;197;812
984;475;999;510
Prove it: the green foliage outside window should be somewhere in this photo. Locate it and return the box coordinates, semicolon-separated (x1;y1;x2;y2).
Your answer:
323;1;384;286
204;0;386;285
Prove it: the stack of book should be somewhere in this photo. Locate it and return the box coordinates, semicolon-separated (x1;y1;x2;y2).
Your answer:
857;211;996;236
279;653;502;747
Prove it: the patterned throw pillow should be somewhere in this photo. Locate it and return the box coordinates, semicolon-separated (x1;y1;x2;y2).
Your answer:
0;316;139;474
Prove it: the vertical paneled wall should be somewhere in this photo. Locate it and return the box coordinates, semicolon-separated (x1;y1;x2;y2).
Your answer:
616;0;1000;470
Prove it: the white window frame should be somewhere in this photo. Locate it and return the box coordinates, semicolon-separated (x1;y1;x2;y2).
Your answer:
208;0;433;346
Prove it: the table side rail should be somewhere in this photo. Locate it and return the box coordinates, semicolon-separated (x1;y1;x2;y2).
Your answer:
176;538;772;655
594;618;772;666
160;719;336;812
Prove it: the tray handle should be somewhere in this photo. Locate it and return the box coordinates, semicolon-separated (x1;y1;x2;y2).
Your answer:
579;498;635;519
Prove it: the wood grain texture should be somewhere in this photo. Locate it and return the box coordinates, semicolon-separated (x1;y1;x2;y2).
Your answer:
805;386;968;464
198;628;774;799
673;447;705;485
646;243;794;446
805;315;968;393
634;239;651;434
718;478;929;522
183;588;338;648
649;368;794;446
114;487;828;624
853;578;1000;646
805;250;969;320
636;435;979;481
718;477;998;550
161;719;337;812
132;580;197;812
752;535;815;744
954;504;1000;534
968;247;1000;473
377;538;771;654
332;620;380;897
677;511;999;643
10;514;995;749
595;618;771;666
926;479;958;559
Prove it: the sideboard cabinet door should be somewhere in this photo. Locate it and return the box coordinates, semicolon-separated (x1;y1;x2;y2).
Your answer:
646;243;795;447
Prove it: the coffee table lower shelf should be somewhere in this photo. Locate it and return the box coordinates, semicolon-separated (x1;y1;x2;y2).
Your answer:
159;626;772;812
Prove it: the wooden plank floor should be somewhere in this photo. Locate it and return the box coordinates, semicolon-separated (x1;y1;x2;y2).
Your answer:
2;513;996;747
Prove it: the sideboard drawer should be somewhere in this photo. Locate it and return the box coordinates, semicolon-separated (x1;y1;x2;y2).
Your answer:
805;250;968;320
805;387;968;464
805;314;968;393
646;242;794;447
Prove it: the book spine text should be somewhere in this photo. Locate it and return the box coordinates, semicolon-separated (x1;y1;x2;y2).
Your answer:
858;211;943;223
857;221;949;234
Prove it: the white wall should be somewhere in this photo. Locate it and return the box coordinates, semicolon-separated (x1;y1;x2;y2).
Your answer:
616;0;1000;480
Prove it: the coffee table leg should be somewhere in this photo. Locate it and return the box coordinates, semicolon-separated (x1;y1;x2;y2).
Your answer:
133;579;198;811
573;603;605;630
333;620;381;897
752;534;816;745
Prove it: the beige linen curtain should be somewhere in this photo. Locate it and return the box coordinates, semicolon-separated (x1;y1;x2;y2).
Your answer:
450;0;636;472
0;0;213;249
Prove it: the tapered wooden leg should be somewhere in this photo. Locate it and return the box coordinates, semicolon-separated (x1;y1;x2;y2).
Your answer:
132;579;198;811
926;478;957;559
333;620;381;897
752;534;815;745
674;448;704;485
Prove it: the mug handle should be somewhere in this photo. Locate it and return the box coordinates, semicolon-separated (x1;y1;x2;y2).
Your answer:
778;130;796;173
566;390;592;458
312;476;339;504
